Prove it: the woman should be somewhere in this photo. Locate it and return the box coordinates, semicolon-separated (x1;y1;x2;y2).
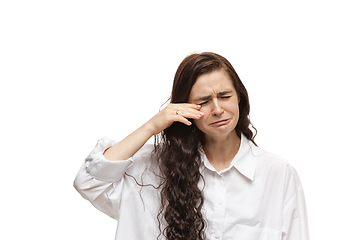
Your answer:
74;52;309;240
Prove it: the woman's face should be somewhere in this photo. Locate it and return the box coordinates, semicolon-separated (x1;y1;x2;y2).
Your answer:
188;70;240;141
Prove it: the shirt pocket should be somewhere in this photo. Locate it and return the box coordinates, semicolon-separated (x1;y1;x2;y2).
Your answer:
235;224;281;240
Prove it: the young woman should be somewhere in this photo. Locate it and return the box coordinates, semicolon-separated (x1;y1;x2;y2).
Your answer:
74;52;309;240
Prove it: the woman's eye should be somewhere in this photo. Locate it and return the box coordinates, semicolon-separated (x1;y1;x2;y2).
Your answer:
221;96;231;99
199;101;208;105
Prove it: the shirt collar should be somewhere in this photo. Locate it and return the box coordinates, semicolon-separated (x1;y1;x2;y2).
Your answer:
200;133;257;181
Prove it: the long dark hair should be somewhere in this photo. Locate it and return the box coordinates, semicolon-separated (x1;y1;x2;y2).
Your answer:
155;52;256;239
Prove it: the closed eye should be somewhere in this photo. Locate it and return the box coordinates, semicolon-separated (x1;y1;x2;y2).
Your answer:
221;95;231;99
199;101;208;105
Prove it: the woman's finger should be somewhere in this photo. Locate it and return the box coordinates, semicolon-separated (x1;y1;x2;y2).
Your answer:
173;109;203;120
169;104;203;119
173;115;193;126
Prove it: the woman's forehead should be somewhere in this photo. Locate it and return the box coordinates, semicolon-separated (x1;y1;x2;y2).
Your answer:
190;70;235;96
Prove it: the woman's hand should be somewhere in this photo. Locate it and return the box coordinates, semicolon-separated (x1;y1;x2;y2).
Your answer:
104;103;203;161
145;103;204;135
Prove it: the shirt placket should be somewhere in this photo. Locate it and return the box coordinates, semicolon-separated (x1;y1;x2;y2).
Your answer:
211;173;226;240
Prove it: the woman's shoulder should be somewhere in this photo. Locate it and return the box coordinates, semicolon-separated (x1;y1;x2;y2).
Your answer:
249;141;295;172
250;143;303;187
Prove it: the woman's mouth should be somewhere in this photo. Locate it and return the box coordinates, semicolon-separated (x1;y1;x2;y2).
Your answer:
210;118;231;126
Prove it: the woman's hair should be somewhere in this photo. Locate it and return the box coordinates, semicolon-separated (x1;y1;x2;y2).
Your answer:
155;52;256;239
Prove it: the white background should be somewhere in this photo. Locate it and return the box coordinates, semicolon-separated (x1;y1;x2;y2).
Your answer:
1;0;359;239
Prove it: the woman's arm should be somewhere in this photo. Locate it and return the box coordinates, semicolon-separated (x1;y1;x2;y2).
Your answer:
74;103;203;219
73;137;133;220
103;103;203;161
282;165;309;240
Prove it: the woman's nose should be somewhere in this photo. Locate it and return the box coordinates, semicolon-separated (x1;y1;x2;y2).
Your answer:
212;99;224;116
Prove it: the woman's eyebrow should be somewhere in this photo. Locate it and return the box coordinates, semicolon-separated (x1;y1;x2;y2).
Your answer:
195;95;212;102
218;90;233;96
194;90;233;102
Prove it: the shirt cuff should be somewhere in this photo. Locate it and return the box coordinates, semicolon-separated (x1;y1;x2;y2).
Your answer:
85;136;133;182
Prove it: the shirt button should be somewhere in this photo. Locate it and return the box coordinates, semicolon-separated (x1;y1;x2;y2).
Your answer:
218;200;223;205
215;234;220;239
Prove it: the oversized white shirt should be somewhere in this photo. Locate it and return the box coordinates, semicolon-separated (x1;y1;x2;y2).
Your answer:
74;134;309;240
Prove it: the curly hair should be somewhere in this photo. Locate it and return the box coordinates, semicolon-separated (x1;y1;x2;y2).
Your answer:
155;52;256;239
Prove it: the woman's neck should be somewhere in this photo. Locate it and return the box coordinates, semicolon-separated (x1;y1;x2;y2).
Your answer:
202;131;241;172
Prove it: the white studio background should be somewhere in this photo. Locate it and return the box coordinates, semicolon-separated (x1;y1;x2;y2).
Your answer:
1;0;359;239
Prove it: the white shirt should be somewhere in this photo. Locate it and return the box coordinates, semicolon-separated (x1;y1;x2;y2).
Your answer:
74;134;309;240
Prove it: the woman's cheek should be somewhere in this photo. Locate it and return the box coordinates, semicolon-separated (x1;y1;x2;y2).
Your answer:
193;118;201;128
194;116;206;131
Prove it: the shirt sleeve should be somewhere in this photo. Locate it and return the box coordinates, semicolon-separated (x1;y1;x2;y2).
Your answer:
73;137;133;220
282;165;310;240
